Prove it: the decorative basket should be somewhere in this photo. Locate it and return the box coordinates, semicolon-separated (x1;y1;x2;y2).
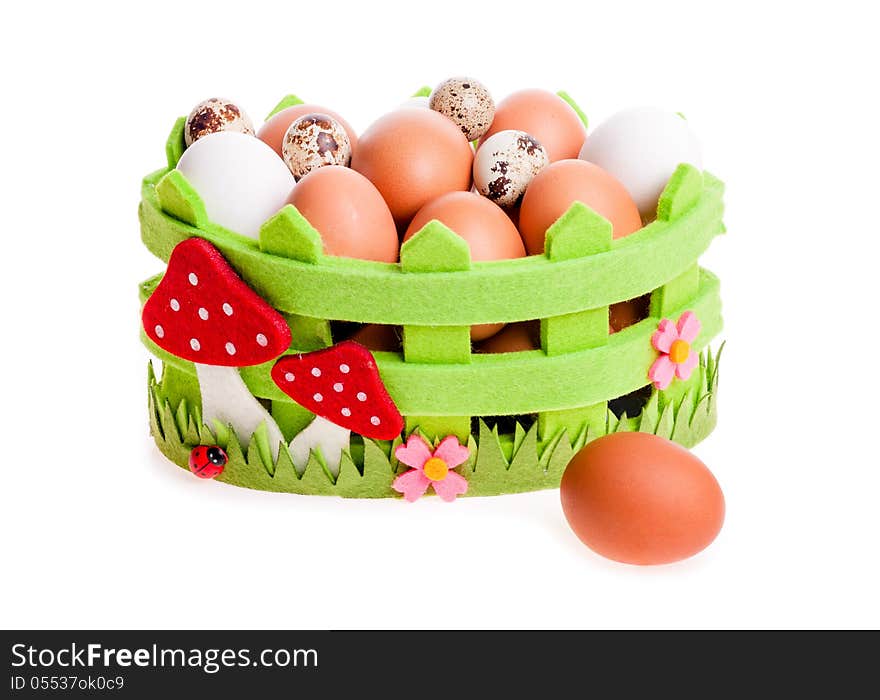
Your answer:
139;103;726;498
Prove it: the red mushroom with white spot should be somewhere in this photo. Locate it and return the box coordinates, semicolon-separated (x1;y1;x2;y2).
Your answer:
271;341;404;476
142;238;291;458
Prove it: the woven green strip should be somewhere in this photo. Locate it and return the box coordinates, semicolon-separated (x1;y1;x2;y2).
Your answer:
141;270;721;417
139;168;724;325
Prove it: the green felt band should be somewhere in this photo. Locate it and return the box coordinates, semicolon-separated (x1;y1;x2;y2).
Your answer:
140;268;721;417
540;203;612;356
155;169;208;229
139;164;724;326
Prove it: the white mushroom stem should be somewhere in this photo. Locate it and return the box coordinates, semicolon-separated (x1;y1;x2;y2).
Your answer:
195;363;285;461
288;415;351;477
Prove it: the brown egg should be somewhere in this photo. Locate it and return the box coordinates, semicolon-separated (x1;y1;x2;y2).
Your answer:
519;160;643;255
609;294;651;333
560;432;725;565
350;324;402;352
475;321;540;353
404;191;526;259
351;109;473;226
404;191;525;341
287;166;399;263
258;104;358;158
480;89;586;162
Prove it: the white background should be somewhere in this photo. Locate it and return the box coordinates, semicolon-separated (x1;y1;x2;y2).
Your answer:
1;1;878;630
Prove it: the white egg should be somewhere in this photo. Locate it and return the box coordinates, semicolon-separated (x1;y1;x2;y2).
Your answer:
579;107;702;217
176;131;295;239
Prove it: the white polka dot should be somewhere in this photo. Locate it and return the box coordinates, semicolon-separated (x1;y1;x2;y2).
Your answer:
284;372;295;382
341;407;351;417
225;342;236;356
154;324;165;338
190;338;201;351
333;382;344;393
256;333;268;347
370;416;380;426
198;307;209;320
188;272;198;286
169;299;180;312
356;392;367;402
311;367;321;377
339;364;350;374
223;303;233;316
313;393;323;402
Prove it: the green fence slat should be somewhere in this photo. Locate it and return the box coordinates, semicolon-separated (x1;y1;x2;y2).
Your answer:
650;263;700;318
259;205;324;264
400;221;472;440
538;203;612;442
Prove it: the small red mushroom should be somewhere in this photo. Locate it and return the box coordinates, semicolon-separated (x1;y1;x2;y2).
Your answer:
271;341;404;475
142;238;291;457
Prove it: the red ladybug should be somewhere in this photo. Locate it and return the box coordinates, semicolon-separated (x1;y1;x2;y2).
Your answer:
188;445;228;479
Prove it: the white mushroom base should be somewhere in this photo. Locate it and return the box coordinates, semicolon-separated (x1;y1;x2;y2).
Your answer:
288;415;351;477
196;363;285;461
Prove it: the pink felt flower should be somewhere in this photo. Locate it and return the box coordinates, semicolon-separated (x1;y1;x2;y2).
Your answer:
648;311;702;390
392;434;470;502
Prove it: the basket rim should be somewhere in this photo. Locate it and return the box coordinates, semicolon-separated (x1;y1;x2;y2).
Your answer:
140;166;724;326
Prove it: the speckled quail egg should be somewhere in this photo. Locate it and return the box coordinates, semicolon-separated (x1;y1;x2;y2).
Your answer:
473;130;549;207
184;98;254;147
281;113;352;179
429;77;495;141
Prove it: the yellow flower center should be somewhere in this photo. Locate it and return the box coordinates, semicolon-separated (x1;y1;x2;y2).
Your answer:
669;339;690;364
423;457;449;482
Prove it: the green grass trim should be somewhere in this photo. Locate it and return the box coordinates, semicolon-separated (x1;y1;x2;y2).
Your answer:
139;167;725;325
147;345;721;497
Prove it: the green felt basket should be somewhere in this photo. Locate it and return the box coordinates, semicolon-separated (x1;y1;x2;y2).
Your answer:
139;111;726;498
